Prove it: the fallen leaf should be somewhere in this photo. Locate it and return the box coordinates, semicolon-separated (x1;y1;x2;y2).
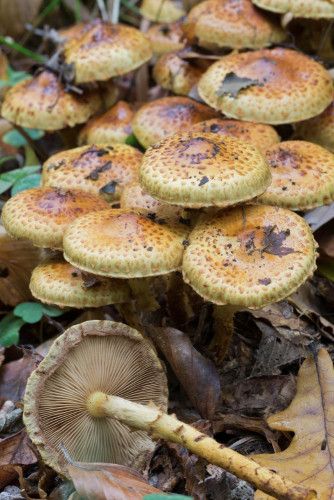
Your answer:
315;219;334;262
213;413;279;447
0;429;37;490
304;203;334;232
253;348;334;500
216;72;263;98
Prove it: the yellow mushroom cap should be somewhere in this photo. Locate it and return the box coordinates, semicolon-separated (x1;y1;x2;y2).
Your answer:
140;0;186;22
132;96;220;149
294;98;334;153
58;22;90;49
2;187;110;250
188;118;280;151
30;254;131;308
256;141;334;210
0;70;101;130
187;0;286;49
198;48;333;124
120;182;184;217
153;53;203;96
63;208;190;278
78;101;135;145
182;205;317;308
23;320;168;476
146;22;186;56
42;144;143;204
252;0;334;19
140;132;272;208
64;20;153;84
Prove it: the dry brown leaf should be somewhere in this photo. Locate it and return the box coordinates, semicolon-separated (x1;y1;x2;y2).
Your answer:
213;413;279;447
0;0;43;38
0;429;37;490
253;348;334;500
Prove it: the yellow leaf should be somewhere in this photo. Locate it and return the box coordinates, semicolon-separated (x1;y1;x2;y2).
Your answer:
253;348;334;500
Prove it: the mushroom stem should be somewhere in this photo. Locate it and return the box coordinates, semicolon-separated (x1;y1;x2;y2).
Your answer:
209;304;240;364
86;391;315;500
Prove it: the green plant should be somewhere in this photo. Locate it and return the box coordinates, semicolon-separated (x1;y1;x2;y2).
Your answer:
0;165;41;195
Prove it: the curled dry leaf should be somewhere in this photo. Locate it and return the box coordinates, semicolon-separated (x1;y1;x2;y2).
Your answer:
0;429;37;490
253;348;334;500
0;0;43;38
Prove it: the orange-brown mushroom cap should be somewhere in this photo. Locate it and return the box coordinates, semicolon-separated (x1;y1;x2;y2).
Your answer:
294;98;334;153
2;187;110;250
1;71;102;130
252;0;334;19
42;144;143;204
182;205;318;307
23;320;168;476
63;208;190;278
198;48;333;124
153;53;203;96
146;21;186;56
140;0;186;22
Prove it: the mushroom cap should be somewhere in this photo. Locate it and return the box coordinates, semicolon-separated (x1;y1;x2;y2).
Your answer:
78;101;135;145
132;96;220;149
182;205;317;308
2;187;110;250
140;0;186;22
58;22;90;48
146;22;186;56
153;53;203;96
187;0;286;49
63;208;190;278
120;182;184;217
0;70;101;130
42;144;143;204
256;141;334;210
198;48;333;124
23;320;168;476
294;98;334;153
252;0;334;18
30;254;131;308
188;118;280;151
64;20;153;84
139;132;272;208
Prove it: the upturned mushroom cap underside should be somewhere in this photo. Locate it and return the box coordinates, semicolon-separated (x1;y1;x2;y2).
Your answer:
30;254;131;308
42;144;143;204
182;205;317;308
23;320;168;476
294;99;334;153
63;208;190;278
64;20;153;83
198;48;333;124
132;96;220;149
252;0;334;18
188;119;280;151
1;187;110;250
256;141;334;210
140;0;186;22
187;0;286;49
153;54;203;96
1;71;101;130
140;132;272;208
120;183;184;217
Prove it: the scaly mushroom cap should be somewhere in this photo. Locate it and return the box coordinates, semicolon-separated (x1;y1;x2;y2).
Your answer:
140;0;186;22
252;0;334;18
188;118;280;151
294;98;334;153
78;101;135;145
30;254;131;308
1;70;101;130
198;48;333;124
64;19;153;84
132;96;220;149
2;187;110;250
23;320;168;476
42;144;143;204
63;208;190;278
153;53;203;96
120;182;184;217
58;22;90;48
256;141;334;210
182;205;317;308
140;132;271;208
187;0;286;49
147;22;186;56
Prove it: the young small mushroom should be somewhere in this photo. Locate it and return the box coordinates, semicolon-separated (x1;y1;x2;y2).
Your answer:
294;98;334;153
252;0;334;18
153;53;204;96
140;0;186;22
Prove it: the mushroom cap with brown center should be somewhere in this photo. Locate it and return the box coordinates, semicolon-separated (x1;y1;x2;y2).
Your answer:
140;0;186;22
256;141;334;210
182;205;317;308
2;187;110;250
147;21;186;56
23;320;168;476
42;144;143;204
153;53;203;96
188;118;280;151
252;0;334;18
120;182;184;217
294;98;334;153
64;19;153;84
78;101;135;145
132;96;220;149
139;132;272;208
1;70;102;130
198;48;333;124
63;208;190;278
187;0;286;49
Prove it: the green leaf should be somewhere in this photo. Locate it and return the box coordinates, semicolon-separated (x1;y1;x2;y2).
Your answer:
0;165;40;183
0;314;25;346
14;302;44;324
7;66;30;86
125;134;145;152
317;260;334;282
11;173;41;195
41;304;64;317
3;128;44;147
0;178;13;194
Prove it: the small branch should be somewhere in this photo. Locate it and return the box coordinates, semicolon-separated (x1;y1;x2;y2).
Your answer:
97;0;110;21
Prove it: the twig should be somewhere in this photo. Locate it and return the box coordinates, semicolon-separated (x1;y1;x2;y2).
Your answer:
97;0;110;21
